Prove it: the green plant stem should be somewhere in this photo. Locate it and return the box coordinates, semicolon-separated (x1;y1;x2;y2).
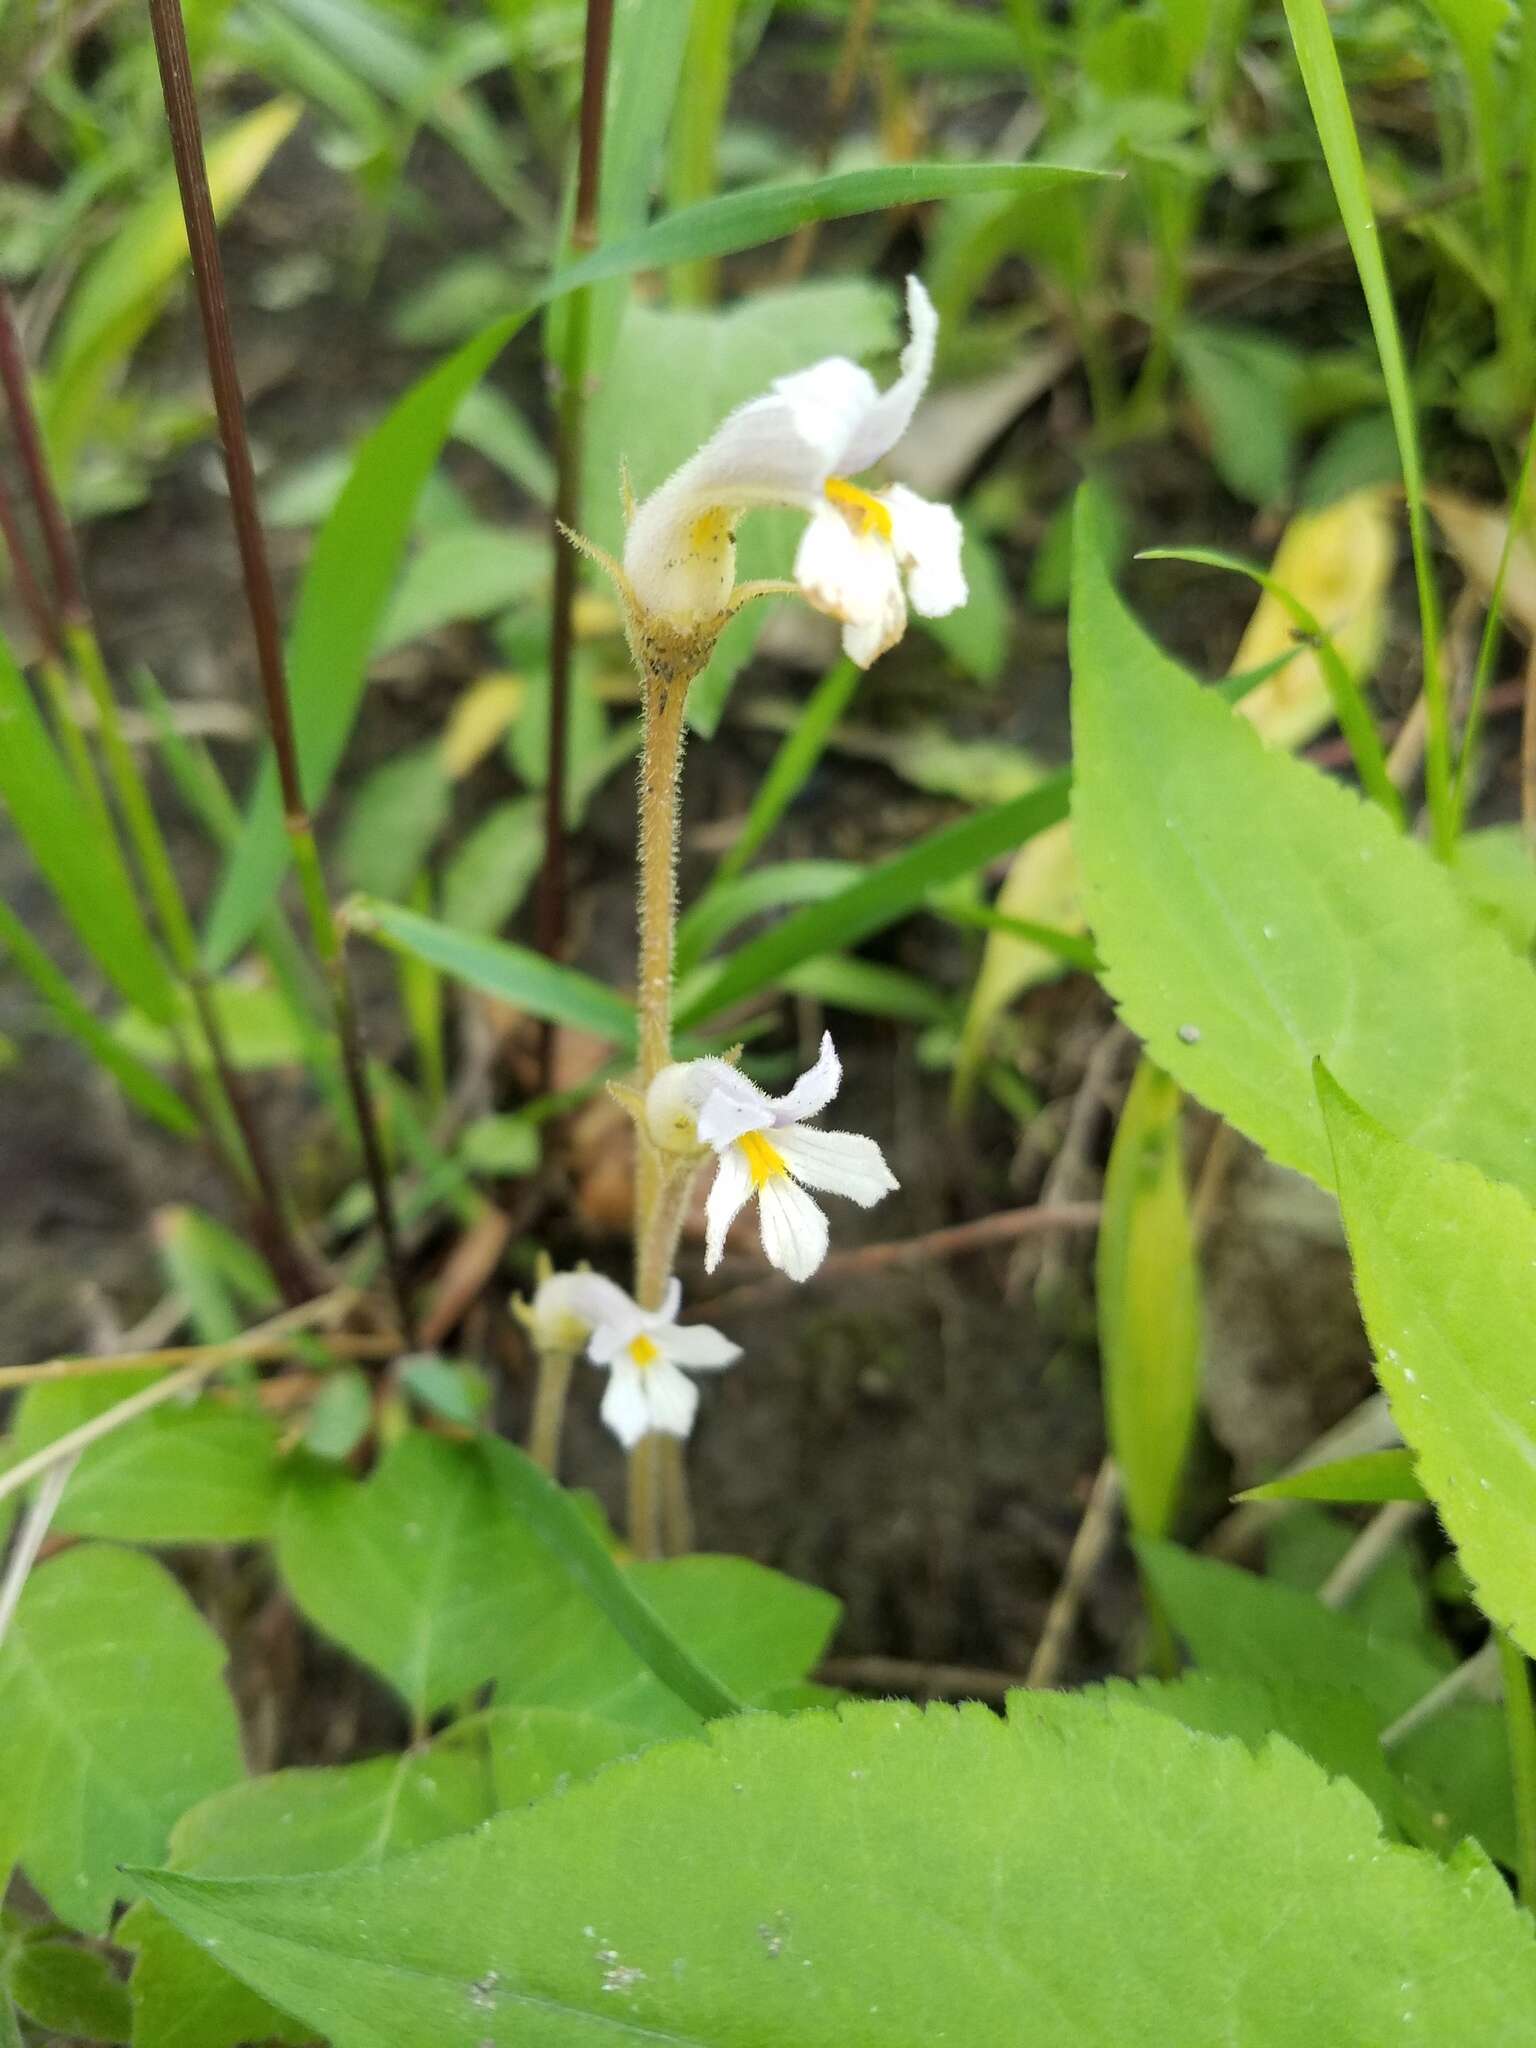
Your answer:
527;1348;576;1474
1499;1628;1536;1910
667;0;737;306
1280;0;1453;856
626;1431;664;1560
147;0;414;1343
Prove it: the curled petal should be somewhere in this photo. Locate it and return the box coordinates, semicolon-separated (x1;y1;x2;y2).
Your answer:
835;276;939;478
660;1320;742;1370
654;1276;684;1326
704;1148;754;1272
644;1359;701;1440
793;506;906;670
884;484;967;618
600;1360;651;1449
772;1031;842;1126
758;1175;830;1282
775;1125;898;1207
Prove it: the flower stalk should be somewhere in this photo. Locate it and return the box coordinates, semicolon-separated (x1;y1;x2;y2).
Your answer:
146;0;415;1342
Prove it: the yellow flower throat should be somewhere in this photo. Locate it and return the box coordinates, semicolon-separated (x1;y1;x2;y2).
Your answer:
627;1334;661;1368
824;476;893;539
738;1129;787;1189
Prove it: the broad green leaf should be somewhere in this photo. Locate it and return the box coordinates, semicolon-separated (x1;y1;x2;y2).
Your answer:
0;1545;242;1932
1174;322;1302;506
203;311;527;970
114;981;308;1073
1240;1448;1426;1505
493;1554;839;1733
123;1736;496;2048
43;101;300;480
1069;523;1536;1200
1139;1538;1514;1865
8;1939;131;2043
349;898;636;1046
676;774;1071;1028
300;1369;373;1462
1454;824;1536;953
1320;1075;1536;1659
10;1376;284;1543
0;643;172;1020
275;1433;746;1726
1097;1058;1201;1538
133;1691;1536;2047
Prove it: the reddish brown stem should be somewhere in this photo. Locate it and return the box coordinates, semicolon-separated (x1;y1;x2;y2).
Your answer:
0;285;86;624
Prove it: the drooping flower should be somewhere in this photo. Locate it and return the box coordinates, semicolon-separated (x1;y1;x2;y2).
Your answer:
645;1033;898;1283
618;277;967;670
583;1279;741;1448
513;1260;630;1356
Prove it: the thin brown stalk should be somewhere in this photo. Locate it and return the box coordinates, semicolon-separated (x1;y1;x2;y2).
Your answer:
0;459;63;660
0;284;86;622
695;1200;1103;1319
145;0;415;1342
534;0;615;1027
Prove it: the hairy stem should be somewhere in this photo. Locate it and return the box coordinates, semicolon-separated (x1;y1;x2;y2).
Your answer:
527;1348;577;1475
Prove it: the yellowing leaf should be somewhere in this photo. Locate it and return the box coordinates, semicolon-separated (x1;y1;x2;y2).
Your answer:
1427;487;1536;641
440;676;528;780
955;489;1397;1103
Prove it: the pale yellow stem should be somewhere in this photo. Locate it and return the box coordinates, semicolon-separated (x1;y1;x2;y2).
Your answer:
627;1430;664;1560
527;1347;577;1474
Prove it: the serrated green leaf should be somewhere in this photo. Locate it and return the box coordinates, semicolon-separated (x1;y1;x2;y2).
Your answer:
132;1692;1536;2047
1320;1074;1536;1659
9;1376;284;1543
1097;1058;1201;1538
1240;1448;1426;1505
0;1545;242;1932
1070;519;1536;1200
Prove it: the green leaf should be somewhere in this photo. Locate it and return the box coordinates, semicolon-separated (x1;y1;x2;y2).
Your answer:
777;954;952;1024
676;774;1071;1029
397;1355;487;1427
42;101;300;481
203;311;527;970
1069;523;1536;1201
374;528;548;656
1240;1448;1426;1505
493;1552;839;1734
132;1692;1536;2048
458;1114;540;1177
339;745;452;901
300;1369;374;1462
676;860;864;977
8;1940;131;2043
349;898;636;1047
0;641;172;1020
708;659;861;888
553;161;1110;303
1097;1058;1201;1538
1454;824;1536;953
0;1545;242;1932
438;798;543;935
1139;1537;1514;1864
1320;1074;1536;1659
9;1376;284;1543
1174;322;1302;506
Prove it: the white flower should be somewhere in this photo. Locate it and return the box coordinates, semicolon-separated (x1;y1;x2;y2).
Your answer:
620;277;967;669
584;1279;741;1449
515;1264;629;1355
645;1033;898;1283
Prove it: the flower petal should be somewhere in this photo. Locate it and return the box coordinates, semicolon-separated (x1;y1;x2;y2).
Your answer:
653;1276;684;1327
660;1320;742;1370
793;505;907;670
599;1359;651;1448
757;1175;830;1282
772;1030;842;1125
775;1124;899;1207
696;1065;777;1150
704;1147;754;1272
643;1359;701;1440
835;275;938;478
884;484;967;618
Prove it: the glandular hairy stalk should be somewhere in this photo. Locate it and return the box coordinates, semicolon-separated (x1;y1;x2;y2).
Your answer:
527;1348;577;1474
